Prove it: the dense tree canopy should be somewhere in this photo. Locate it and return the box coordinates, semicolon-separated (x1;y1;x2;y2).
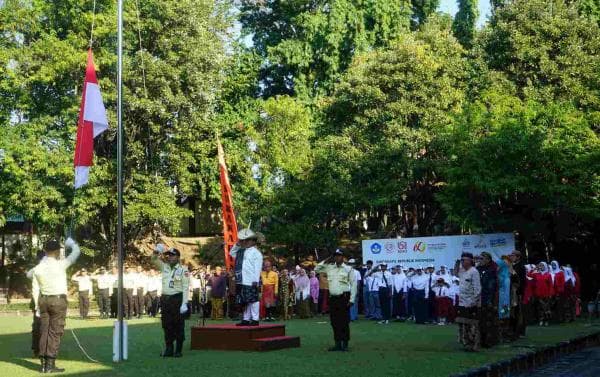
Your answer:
0;0;598;264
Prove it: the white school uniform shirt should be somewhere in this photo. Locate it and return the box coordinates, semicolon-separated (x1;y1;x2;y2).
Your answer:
71;275;93;294
448;284;459;305
364;275;376;292
135;272;147;293
124;272;137;294
372;271;393;289
433;285;450;298
410;273;431;298
393;273;408;294
229;245;263;285
93;273;114;295
191;276;202;289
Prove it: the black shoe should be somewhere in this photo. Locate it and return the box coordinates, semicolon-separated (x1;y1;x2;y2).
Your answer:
249;320;259;326
328;341;342;352
341;340;349;351
236;320;250;326
45;357;65;373
173;352;182;358
40;356;46;373
161;344;174;357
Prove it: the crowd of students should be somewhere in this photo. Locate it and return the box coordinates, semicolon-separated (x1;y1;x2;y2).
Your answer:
67;253;582;345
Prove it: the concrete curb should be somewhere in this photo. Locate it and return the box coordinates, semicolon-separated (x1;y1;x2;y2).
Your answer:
449;331;600;377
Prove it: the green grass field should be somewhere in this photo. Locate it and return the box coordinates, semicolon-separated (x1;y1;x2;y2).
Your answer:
0;315;597;377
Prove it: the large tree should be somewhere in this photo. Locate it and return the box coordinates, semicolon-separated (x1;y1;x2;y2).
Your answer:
411;0;441;27
261;17;469;248
0;0;230;258
453;0;479;49
481;0;600;132
239;0;412;99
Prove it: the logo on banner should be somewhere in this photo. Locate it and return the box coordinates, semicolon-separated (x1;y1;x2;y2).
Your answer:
490;238;507;247
474;237;487;249
371;243;382;254
413;241;427;253
462;239;471;249
398;241;407;253
385;242;395;253
428;242;447;250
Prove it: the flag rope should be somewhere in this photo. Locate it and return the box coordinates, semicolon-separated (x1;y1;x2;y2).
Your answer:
89;0;97;48
70;328;100;363
134;0;148;97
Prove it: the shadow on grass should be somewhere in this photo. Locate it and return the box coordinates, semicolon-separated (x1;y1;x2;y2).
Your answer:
0;317;598;377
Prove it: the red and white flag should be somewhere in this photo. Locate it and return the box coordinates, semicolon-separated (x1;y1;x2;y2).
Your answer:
217;138;238;270
73;49;108;188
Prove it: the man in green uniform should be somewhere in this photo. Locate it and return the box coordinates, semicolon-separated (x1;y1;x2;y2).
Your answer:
152;244;190;357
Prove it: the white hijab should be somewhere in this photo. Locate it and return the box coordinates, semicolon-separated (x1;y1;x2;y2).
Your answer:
563;267;576;285
539;262;549;274
549;260;561;283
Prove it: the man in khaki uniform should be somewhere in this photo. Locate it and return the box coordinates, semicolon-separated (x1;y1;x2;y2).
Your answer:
315;249;357;352
29;238;81;372
152;245;190;357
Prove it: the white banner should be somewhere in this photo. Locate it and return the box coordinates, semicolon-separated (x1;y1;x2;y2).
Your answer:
361;233;515;269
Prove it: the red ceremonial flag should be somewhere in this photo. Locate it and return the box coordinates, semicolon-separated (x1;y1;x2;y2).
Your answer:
217;138;238;270
73;49;108;188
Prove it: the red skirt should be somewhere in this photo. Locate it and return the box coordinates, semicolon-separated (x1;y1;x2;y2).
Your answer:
262;285;276;306
435;297;453;318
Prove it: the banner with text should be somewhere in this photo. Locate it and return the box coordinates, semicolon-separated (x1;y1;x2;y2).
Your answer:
361;233;515;268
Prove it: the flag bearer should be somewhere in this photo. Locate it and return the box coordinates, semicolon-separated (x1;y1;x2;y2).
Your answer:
29;238;81;373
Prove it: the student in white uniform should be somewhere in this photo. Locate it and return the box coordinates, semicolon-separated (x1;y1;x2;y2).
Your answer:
91;267;113;318
71;268;93;319
392;265;408;320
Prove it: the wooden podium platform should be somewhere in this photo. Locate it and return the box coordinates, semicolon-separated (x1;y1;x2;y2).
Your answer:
190;323;300;352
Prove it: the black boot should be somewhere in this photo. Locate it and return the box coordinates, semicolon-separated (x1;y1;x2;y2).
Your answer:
328;341;342;352
161;343;174;357
40;356;46;373
341;340;349;351
236;320;250;326
45;357;65;373
174;341;183;357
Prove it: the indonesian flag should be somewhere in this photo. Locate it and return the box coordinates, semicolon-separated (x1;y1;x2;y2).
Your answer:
217;138;238;270
73;49;108;188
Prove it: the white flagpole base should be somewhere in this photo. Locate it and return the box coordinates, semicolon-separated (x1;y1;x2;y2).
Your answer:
112;320;128;362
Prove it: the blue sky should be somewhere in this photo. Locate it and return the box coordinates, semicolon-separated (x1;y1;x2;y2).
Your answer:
439;0;492;27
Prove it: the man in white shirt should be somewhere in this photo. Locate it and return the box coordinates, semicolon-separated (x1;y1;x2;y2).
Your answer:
392;265;408;320
109;267;118;318
230;229;263;326
347;259;361;321
91;267;112;319
361;260;374;318
30;238;80;373
410;267;430;324
146;269;161;317
369;264;393;324
71;268;93;319
135;266;147;318
123;266;137;319
190;272;202;315
456;252;482;351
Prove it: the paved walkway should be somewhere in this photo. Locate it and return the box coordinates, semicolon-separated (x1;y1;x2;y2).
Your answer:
514;347;600;377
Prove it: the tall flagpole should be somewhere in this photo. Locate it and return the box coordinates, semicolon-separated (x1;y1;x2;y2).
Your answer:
116;0;125;363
